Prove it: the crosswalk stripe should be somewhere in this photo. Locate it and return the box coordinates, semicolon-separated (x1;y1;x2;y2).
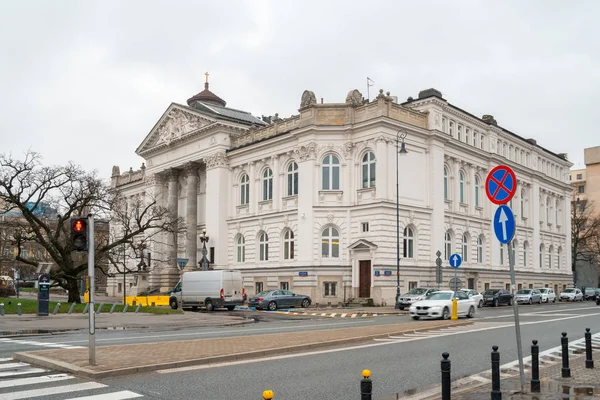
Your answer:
0;358;13;362
2;382;106;400
0;373;74;388
0;367;46;378
351;314;357;318
340;313;347;318
0;363;28;370
68;390;144;400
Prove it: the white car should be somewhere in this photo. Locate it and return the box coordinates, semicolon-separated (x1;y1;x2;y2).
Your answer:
409;290;477;320
536;288;556;303
460;289;484;308
559;288;584;302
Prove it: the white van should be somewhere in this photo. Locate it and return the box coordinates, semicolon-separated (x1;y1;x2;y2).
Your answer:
169;270;244;311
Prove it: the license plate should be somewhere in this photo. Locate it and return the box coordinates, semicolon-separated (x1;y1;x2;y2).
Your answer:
417;311;428;315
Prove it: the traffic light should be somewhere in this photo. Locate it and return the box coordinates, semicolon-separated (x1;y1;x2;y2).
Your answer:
70;217;88;252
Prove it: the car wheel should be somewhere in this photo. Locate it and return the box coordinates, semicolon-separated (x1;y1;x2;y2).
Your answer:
226;306;235;311
301;298;310;308
205;300;214;312
412;316;420;320
268;301;277;311
538;298;542;304
478;300;483;308
442;307;450;320
494;299;499;307
559;298;562;302
553;298;556;303
508;298;513;306
528;298;532;305
467;306;475;318
170;298;178;310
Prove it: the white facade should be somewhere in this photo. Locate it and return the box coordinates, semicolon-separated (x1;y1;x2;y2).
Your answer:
107;86;573;305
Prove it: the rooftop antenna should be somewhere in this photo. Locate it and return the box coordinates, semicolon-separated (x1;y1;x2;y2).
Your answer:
367;77;375;102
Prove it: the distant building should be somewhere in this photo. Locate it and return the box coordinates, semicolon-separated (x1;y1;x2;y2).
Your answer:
108;80;573;304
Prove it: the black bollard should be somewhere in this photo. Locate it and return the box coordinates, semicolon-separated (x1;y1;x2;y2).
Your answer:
441;352;451;400
360;369;372;400
585;328;594;369
530;340;540;393
561;332;571;378
491;345;502;400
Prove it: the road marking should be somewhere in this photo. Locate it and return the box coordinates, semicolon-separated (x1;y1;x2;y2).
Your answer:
68;391;144;400
0;363;28;370
0;338;84;349
0;373;73;388
2;382;106;400
0;358;12;362
0;367;47;377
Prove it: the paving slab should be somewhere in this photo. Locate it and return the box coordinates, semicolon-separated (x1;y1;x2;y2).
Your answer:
14;320;471;379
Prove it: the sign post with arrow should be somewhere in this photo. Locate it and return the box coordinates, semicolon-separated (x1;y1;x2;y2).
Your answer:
486;164;525;392
449;254;462;320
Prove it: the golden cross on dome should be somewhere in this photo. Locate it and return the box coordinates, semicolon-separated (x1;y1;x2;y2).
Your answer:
205;72;209;84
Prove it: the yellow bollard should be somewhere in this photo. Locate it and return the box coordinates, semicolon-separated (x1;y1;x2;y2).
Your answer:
451;298;458;320
262;389;274;399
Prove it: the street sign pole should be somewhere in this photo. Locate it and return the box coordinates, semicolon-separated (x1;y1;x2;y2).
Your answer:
508;240;525;392
88;214;95;366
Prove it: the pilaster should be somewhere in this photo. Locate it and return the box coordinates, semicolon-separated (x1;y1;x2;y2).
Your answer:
185;162;199;269
205;151;230;268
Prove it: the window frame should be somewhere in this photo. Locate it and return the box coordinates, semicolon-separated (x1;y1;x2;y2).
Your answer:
236;235;246;263
322;154;340;191
240;173;250;205
283;229;294;260
287;162;299;196
321;226;340;258
403;227;414;258
258;232;269;261
262;168;273;201
361;151;376;189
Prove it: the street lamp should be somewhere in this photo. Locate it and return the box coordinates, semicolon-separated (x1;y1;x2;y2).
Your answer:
395;130;408;309
199;228;210;271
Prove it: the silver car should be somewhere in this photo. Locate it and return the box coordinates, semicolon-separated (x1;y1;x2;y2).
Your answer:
515;289;542;305
248;290;311;310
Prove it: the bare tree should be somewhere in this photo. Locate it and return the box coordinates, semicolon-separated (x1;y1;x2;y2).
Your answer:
0;151;182;303
571;198;600;285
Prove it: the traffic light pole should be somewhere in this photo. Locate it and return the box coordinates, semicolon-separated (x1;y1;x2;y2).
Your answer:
87;214;96;366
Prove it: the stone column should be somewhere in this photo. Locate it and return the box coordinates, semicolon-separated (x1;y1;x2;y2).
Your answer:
205;151;230;267
146;173;164;290
166;169;179;269
185;162;198;270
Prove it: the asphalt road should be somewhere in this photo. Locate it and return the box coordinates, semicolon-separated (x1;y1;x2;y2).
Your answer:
1;301;599;399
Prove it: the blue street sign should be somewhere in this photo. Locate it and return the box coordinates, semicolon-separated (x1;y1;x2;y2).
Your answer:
493;205;516;244
449;254;462;269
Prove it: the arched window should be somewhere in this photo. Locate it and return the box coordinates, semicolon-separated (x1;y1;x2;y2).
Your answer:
240;174;250;205
462;234;469;262
557;247;562;269
520;189;526;219
474;175;481;207
361;151;376;188
459;171;465;203
321;227;340;258
523;241;529;267
548;245;553;269
539;244;544;268
262;168;273;201
444;167;449;200
444;231;452;260
403;227;414;258
258;232;268;261
477;236;484;263
287;162;298;196
236;235;245;263
283;230;294;260
322;155;340;190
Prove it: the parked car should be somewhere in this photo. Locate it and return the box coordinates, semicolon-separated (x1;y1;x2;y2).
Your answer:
559;288;584;302
460;289;484;308
482;289;513;307
597;292;600;305
248;290;311;310
409;290;476;320
169;270;244;311
397;288;438;310
537;288;556;303
515;289;542;305
584;288;599;301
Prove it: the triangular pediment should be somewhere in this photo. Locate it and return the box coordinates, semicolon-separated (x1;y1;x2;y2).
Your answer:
348;239;378;250
136;103;218;155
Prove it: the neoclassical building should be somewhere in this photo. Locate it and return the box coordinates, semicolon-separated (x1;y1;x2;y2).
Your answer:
107;81;573;305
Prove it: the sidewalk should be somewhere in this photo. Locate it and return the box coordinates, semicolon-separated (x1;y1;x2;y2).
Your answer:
14;320;471;378
0;312;252;336
430;354;600;399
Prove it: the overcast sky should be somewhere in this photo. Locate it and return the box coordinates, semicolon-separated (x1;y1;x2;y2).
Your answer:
1;1;598;177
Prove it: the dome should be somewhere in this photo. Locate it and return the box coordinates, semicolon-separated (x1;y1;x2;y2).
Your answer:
186;77;226;107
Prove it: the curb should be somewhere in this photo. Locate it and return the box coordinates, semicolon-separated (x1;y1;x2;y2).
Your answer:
14;320;471;379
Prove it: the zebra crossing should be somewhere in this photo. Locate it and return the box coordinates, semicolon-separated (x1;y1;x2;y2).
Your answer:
0;358;143;400
0;338;84;350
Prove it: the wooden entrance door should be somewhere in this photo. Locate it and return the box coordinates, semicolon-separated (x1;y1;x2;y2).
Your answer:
359;260;371;298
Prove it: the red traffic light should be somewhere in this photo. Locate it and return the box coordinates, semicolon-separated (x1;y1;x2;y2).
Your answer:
72;219;86;233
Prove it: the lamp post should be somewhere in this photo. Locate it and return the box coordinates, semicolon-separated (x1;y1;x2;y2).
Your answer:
395;131;408;309
199;228;210;271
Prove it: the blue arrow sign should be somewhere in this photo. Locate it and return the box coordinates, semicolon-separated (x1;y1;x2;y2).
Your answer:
493;205;516;244
449;253;462;269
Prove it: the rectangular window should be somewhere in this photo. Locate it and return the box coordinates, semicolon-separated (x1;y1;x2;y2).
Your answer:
209;247;215;264
577;174;582;180
280;282;289;290
362;222;369;232
322;166;330;190
408;281;418;290
484;283;490;291
118;283;122;293
518;283;522;290
578;186;585;193
255;282;263;294
323;282;337;297
506;283;511;291
529;284;533;289
332;167;340;190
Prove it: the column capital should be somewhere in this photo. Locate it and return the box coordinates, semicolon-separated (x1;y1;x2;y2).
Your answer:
184;162;199;176
166;168;179;181
205;151;229;170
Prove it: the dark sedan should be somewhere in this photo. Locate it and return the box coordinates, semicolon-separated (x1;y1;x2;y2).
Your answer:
248;290;311;311
483;289;513;307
